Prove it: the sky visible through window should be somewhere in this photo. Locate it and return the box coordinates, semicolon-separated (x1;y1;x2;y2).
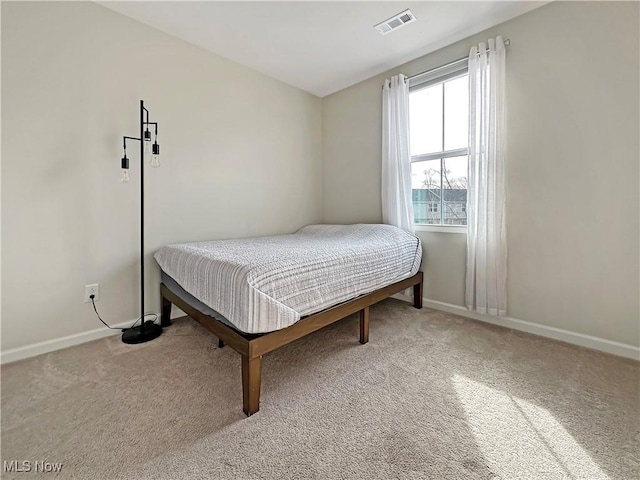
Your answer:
409;75;468;190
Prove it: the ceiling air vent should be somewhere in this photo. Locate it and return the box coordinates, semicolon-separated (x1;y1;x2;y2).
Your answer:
374;9;416;35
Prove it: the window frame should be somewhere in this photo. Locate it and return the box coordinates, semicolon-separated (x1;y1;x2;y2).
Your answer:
409;59;469;233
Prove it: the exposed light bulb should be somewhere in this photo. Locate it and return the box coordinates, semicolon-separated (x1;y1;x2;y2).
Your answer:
144;141;152;153
151;142;160;167
121;155;130;182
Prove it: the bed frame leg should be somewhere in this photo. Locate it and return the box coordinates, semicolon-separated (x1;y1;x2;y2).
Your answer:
413;281;423;309
161;294;172;327
218;339;225;348
359;306;370;344
242;355;262;416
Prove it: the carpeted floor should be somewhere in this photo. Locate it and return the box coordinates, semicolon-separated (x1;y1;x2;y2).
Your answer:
1;299;638;479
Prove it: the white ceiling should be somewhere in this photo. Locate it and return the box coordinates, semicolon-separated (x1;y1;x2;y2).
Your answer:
99;1;547;97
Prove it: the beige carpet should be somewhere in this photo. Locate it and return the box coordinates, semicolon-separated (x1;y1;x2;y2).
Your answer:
1;299;638;479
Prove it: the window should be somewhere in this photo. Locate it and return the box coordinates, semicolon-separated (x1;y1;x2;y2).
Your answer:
409;61;469;226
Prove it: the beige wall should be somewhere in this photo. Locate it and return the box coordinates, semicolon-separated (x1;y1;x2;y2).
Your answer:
1;2;322;350
323;1;639;346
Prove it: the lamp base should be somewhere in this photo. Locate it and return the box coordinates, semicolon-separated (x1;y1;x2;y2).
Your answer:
121;321;162;344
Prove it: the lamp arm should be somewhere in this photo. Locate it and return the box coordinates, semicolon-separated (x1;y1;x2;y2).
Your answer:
123;136;141;147
144;122;158;136
143;107;151;131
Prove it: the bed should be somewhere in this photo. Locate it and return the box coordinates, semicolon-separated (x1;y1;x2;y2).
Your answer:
155;224;424;415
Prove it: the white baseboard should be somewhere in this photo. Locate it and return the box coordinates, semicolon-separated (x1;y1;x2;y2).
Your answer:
1;315;159;365
393;294;639;361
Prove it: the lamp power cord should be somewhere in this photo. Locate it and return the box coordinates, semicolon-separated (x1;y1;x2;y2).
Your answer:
90;294;158;332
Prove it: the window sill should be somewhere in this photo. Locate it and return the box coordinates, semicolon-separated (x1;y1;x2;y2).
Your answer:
415;224;467;234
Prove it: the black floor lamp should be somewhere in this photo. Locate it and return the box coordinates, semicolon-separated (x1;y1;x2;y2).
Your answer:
120;100;162;344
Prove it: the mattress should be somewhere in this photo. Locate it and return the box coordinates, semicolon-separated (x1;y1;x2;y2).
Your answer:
154;224;422;334
161;270;236;329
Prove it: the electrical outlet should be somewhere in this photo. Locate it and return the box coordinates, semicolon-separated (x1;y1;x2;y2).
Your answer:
84;284;100;303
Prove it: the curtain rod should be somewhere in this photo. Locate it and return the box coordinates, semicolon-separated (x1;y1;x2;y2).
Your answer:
383;39;510;88
408;38;510;82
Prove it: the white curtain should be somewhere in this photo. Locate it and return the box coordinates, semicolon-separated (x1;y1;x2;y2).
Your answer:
465;36;507;316
382;74;414;233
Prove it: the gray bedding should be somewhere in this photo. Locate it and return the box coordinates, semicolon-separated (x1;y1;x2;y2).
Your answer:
154;224;422;334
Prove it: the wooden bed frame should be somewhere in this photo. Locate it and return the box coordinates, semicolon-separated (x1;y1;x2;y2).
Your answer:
160;271;423;416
